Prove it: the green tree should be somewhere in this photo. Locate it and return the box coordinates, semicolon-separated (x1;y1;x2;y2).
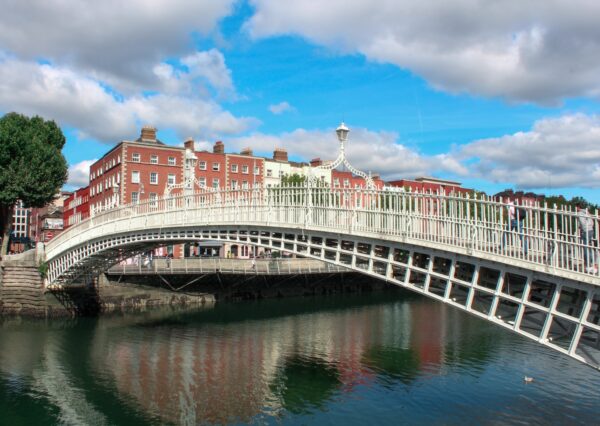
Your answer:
0;113;68;256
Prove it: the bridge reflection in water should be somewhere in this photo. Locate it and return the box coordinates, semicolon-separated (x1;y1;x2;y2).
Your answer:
1;294;599;424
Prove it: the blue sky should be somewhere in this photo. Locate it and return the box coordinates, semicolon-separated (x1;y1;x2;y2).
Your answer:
1;1;599;202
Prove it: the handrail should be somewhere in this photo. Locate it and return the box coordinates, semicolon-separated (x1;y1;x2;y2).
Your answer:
46;184;600;281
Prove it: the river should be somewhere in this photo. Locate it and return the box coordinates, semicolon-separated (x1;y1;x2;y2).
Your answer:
1;291;599;425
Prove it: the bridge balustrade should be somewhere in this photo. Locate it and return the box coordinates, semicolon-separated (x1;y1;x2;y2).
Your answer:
48;184;599;281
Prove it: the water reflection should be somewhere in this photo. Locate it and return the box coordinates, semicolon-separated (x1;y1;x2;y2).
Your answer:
87;297;490;424
1;294;599;425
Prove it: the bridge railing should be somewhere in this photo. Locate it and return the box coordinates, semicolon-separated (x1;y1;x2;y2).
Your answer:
46;184;599;279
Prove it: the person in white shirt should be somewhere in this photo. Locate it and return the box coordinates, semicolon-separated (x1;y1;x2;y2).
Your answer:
577;204;596;271
502;199;528;255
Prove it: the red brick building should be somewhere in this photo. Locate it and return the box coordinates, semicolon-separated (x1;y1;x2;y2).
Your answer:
89;126;185;213
387;177;468;195
332;170;384;190
225;148;264;189
63;186;90;229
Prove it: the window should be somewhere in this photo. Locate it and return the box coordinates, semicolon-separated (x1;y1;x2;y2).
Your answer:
334;178;340;187
231;180;238;189
199;161;206;170
242;180;248;189
212;178;219;188
131;192;139;204
167;174;176;185
132;153;140;162
266;169;273;177
344;179;350;187
212;162;220;171
231;164;238;173
150;155;158;164
150;172;158;184
99;183;103;192
168;156;176;166
254;166;260;175
242;165;249;174
131;171;140;183
198;177;206;187
149;193;158;207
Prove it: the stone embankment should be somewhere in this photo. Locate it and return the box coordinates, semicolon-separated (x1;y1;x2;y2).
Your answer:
1;251;393;318
1;248;212;318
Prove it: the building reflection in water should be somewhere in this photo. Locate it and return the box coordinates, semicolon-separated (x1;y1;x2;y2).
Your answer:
86;297;466;425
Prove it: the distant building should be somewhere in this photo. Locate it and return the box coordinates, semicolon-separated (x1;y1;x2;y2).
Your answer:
30;191;70;243
494;189;545;204
9;200;31;253
63;186;90;229
89;125;185;213
387;177;469;195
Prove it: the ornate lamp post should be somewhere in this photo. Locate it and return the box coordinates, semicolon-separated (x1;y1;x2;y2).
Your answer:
309;122;375;189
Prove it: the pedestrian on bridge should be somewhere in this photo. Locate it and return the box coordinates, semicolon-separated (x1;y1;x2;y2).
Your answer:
577;204;597;272
502;200;528;256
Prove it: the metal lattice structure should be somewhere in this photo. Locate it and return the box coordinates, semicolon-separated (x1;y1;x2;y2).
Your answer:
308;122;376;189
45;184;600;368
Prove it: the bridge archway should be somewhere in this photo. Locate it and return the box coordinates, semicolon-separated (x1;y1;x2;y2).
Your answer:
46;222;600;370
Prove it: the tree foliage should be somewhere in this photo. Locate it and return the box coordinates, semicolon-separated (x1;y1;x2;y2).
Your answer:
0;112;68;255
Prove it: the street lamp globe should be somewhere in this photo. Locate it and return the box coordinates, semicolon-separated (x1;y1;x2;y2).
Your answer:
336;122;349;142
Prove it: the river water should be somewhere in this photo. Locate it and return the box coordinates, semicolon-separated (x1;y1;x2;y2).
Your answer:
1;291;599;425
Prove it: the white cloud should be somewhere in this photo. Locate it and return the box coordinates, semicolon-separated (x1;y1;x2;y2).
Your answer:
0;0;236;93
269;101;293;114
0;56;254;142
181;49;234;96
246;0;600;104
457;114;600;188
226;126;464;179
67;159;96;188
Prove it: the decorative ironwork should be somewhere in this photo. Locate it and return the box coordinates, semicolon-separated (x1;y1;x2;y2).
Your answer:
308;122;376;189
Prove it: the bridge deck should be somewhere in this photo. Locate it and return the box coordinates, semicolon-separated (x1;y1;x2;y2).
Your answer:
107;258;348;276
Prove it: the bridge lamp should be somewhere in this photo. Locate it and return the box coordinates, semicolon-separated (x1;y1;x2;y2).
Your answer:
336;122;349;142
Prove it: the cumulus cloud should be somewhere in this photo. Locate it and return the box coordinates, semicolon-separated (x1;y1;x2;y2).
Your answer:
0;0;236;93
0;56;254;142
246;0;600;104
226;126;464;179
222;115;600;190
269;101;293;114
67;159;96;188
457;114;600;188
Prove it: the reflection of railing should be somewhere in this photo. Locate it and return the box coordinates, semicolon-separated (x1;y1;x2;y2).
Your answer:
46;184;600;282
107;258;347;275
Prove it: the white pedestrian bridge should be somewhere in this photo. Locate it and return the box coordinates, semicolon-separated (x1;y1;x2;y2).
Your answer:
45;184;600;369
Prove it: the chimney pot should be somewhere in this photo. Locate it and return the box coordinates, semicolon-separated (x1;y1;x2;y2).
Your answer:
213;141;225;154
240;147;253;156
140;125;157;142
273;148;288;162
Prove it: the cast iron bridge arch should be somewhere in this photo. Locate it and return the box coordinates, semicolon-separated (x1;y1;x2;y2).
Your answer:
45;185;600;369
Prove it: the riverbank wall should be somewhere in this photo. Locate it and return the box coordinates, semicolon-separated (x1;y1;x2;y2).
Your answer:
1;253;396;318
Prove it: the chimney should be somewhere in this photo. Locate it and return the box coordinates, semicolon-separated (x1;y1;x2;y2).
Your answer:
184;137;194;151
240;147;253;156
310;158;323;167
273;148;288;162
213;141;224;154
140;125;157;142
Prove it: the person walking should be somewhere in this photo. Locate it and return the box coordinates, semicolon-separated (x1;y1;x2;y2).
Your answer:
577;204;596;272
502;199;528;255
